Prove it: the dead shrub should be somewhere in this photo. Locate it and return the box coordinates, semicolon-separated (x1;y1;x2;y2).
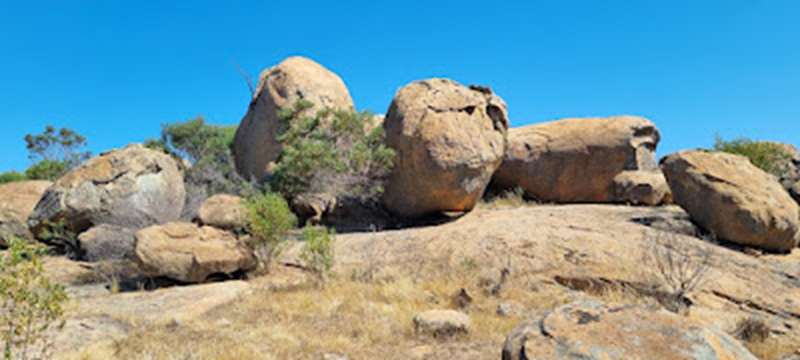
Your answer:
641;231;712;312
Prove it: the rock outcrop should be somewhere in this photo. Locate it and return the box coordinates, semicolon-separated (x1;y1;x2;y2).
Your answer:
382;79;509;218
232;56;354;181
0;180;51;246
28;144;185;248
493;116;661;203
134;222;255;283
661;150;800;252
77;224;137;262
502;300;757;360
197;194;246;230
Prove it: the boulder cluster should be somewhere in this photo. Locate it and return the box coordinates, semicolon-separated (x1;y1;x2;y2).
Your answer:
0;55;798;290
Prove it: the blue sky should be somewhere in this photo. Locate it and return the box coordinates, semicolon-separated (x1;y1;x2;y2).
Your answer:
1;0;798;171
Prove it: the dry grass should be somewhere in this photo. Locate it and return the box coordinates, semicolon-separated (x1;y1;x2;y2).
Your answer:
65;262;572;360
480;186;528;209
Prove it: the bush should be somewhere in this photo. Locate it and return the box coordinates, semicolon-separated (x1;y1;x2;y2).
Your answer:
0;172;26;185
733;316;770;343
149;117;257;219
245;192;297;272
24;160;69;182
1;237;68;360
272;100;395;202
642;231;712;312
299;226;335;284
713;136;793;176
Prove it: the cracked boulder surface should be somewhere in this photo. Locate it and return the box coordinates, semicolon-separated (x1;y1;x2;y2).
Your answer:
662;150;800;252
382;78;509;218
232;56;354;182
492;116;663;204
502;300;758;360
28;144;185;251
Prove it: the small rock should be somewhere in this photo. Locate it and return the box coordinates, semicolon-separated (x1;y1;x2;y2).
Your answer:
197;194;246;230
497;302;524;317
413;309;471;338
318;353;349;360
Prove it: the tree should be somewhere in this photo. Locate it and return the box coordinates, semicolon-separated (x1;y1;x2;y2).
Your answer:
147;117;256;219
272;100;395;202
23;126;90;181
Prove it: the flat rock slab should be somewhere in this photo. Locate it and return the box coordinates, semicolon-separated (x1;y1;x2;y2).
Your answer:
54;280;250;358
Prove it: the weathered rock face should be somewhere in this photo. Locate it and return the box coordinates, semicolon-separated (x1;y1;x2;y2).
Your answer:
502;300;757;360
382;79;509;218
662;151;800;252
493;116;660;203
28;144;185;245
134;222;255;283
232;56;354;181
613;170;672;206
77;224;136;262
197;194;246;230
772;142;800;202
0;180;51;246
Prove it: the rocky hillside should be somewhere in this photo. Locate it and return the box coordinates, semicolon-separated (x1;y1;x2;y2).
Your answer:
1;56;799;359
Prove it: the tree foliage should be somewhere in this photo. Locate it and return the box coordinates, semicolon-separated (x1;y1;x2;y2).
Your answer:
713;136;793;177
272;100;395;201
1;238;68;360
22;125;90;181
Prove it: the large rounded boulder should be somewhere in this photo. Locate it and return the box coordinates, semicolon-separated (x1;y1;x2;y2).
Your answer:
28;144;185;246
661;150;800;252
232;56;354;181
134;222;256;283
0;180;52;246
502;300;757;360
382;79;509;218
493;116;662;203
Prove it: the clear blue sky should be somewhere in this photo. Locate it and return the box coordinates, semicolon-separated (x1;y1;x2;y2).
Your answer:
1;1;798;172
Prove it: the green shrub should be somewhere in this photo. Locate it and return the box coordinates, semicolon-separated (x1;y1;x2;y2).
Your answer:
155;117;237;164
713;136;793;176
299;226;336;283
272;100;395;201
24;160;69;181
245;192;297;272
0;172;27;185
1;237;68;360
